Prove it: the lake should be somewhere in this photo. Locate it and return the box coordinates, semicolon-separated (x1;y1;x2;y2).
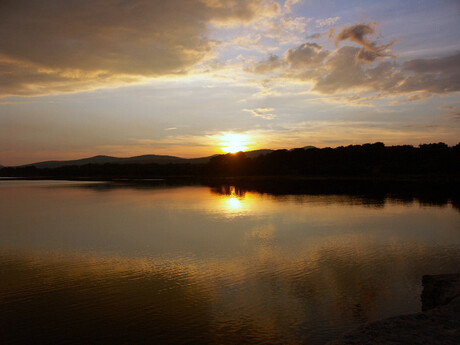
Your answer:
1;180;459;344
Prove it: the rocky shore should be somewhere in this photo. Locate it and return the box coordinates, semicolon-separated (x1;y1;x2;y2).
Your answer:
327;274;460;344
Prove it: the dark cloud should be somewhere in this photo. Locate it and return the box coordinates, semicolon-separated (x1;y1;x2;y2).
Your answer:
355;43;393;63
313;47;367;93
399;53;460;93
248;42;328;74
335;23;375;46
286;42;329;69
403;53;460;73
313;49;459;95
0;0;279;96
305;33;323;40
247;55;284;74
335;23;394;62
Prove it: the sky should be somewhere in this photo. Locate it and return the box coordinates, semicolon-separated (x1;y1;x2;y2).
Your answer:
1;0;459;166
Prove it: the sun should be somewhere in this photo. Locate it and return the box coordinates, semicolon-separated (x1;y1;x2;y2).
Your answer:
220;133;249;153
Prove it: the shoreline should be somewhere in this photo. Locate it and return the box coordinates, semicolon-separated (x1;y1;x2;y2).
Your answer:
327;274;460;344
1;173;459;182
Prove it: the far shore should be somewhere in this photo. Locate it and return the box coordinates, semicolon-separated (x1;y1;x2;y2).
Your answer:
1;173;459;182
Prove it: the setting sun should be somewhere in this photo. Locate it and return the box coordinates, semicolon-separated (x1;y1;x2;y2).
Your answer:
220;133;249;153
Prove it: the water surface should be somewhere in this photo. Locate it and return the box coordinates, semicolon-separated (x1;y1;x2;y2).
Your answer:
1;180;459;344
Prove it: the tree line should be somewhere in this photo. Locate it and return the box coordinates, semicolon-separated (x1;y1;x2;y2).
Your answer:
1;142;459;179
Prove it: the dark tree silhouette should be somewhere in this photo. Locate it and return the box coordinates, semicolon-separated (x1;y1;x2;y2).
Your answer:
1;142;459;179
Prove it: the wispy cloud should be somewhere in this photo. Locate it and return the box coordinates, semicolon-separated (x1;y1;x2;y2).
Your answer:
244;107;277;119
439;105;460;121
245;55;285;74
334;23;395;62
316;17;340;28
305;33;324;40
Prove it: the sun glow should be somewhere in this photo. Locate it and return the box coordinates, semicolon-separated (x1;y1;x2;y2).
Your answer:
221;186;245;216
226;197;241;210
220;133;249;153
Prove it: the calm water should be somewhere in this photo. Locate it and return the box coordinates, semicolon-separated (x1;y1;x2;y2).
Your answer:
0;180;459;344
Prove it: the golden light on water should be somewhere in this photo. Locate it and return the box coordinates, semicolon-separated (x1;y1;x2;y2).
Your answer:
220;186;247;216
226;197;241;210
219;133;249;153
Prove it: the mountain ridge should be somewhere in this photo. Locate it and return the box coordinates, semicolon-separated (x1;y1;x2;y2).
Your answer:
16;148;287;169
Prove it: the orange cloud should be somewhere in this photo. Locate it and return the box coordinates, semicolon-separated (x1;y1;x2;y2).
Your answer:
0;0;280;97
334;23;395;62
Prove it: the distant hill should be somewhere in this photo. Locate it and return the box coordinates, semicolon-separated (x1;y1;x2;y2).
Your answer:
289;146;316;151
243;149;274;158
22;154;200;169
20;149;275;169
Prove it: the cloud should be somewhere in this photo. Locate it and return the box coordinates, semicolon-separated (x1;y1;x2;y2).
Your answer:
439;105;460;121
0;0;280;96
313;47;368;93
253;15;309;45
309;48;459;96
390;93;431;105
305;33;325;40
247;41;328;74
283;0;301;13
205;0;281;26
219;33;278;54
0;57;143;96
246;21;460;100
316;17;340;28
246;55;284;74
335;23;376;47
244;107;277;119
227;34;264;51
286;42;329;69
398;53;460;93
403;54;460;74
334;23;395;62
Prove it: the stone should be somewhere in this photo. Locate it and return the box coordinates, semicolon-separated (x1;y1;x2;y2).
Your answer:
327;274;460;345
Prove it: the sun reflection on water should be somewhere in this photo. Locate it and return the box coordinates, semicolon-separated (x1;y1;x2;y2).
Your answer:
226;197;241;210
221;186;247;216
1;182;460;345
